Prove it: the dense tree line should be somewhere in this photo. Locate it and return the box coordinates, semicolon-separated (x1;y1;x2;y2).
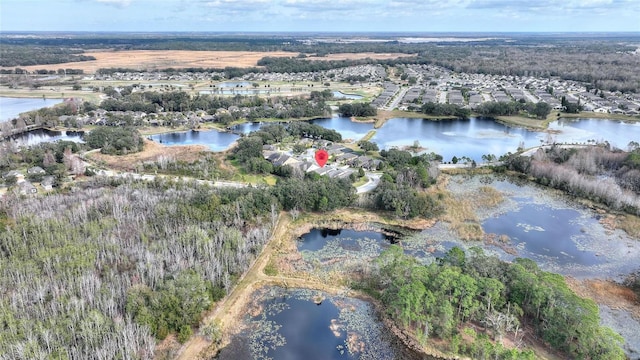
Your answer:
360;246;625;359
421;102;470;118
84;127;144;155
0;45;96;67
338;103;377;117
475;101;551;119
505;145;640;215
0;179;277;359
3;34;639;92
285;122;342;142
273;173;356;212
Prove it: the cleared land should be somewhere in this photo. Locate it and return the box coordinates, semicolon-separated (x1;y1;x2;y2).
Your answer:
5;50;298;74
86;138;209;171
5;50;414;74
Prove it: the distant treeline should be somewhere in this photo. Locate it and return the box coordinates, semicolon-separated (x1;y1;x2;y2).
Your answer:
3;34;639;92
0;45;95;67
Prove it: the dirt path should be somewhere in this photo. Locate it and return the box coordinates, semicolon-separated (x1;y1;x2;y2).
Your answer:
175;212;351;360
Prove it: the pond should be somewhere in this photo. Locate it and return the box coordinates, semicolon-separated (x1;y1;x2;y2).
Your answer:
0;97;64;122
332;91;363;100
371;117;640;162
199;89;272;95
147;129;238;151
296;228;397;274
217;287;405;360
296;227;463;276
7;128;84;147
216;81;253;88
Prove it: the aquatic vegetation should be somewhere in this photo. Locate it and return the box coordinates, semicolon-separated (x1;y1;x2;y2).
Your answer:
235;287;399;360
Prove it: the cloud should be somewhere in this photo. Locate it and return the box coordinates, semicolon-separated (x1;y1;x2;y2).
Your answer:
95;0;131;8
465;0;638;12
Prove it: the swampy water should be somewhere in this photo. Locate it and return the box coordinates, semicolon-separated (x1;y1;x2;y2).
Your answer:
293;174;640;358
217;287;404;360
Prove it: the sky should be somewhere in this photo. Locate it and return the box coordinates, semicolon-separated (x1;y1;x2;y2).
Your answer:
1;0;639;33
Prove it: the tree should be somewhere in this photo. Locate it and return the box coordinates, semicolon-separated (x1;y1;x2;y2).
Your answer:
357;140;379;154
4;174;17;186
533;102;551;119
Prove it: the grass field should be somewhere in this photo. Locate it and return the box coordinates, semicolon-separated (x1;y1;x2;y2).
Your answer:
3;50;414;74
3;50;298;74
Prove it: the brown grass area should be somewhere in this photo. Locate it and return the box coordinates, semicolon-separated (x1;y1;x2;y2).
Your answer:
7;50;417;74
88;138;209;171
7;50;298;74
439;179;505;241
565;277;640;318
305;52;416;61
619;214;640;238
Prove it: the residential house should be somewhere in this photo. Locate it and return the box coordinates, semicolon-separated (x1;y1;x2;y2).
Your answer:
27;166;46;175
41;176;55;191
18;181;37;195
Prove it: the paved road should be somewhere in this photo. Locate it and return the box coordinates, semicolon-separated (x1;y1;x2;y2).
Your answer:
438;90;448;104
384;87;408;111
356;172;382;194
523;89;539;103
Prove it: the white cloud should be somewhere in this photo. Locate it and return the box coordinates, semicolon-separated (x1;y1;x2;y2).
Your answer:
96;0;132;8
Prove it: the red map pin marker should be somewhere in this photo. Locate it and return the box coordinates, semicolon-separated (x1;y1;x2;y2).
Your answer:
315;149;328;167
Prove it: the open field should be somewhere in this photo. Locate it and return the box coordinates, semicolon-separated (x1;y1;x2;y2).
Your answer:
3;50;415;74
86;138;210;171
3;50;299;74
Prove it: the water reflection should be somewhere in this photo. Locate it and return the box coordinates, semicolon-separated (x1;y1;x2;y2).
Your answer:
7;128;84;147
218;287;400;360
1;97;64;122
148;129;238;151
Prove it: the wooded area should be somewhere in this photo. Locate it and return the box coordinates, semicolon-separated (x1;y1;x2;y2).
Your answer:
505;145;640;215
0;179;277;359
359;246;625;359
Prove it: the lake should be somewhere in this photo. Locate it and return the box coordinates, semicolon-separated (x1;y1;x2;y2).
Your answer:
147;129;238;151
372;117;640;162
99;116;640;159
231;116;639;162
0;97;64;122
7;128;84;147
217;287;404;360
548;118;640;149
